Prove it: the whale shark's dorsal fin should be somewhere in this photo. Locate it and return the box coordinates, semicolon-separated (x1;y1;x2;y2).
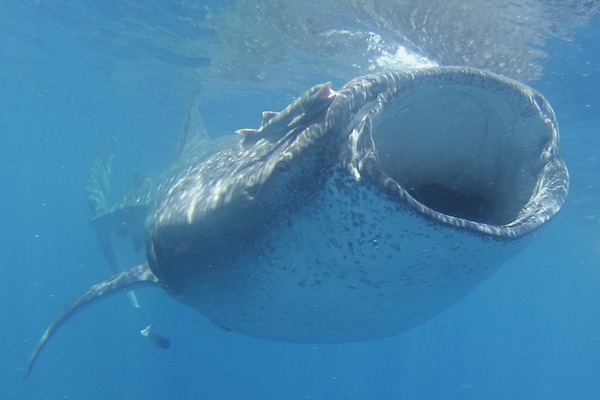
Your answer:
24;263;159;380
175;93;209;159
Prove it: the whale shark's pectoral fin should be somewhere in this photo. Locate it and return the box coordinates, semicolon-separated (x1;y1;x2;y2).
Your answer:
24;263;159;380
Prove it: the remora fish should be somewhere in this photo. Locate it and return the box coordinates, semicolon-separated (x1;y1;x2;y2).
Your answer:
140;324;170;349
25;67;568;377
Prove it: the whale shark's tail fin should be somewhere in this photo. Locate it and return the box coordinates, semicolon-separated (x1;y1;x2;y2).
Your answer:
24;263;159;380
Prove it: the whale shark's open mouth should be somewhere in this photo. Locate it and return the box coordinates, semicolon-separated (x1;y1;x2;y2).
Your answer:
374;85;540;225
349;69;567;236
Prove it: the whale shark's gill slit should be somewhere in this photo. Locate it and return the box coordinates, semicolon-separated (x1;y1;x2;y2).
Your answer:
371;82;547;227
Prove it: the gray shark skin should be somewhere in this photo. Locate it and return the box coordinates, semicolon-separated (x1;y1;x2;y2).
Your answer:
25;67;568;378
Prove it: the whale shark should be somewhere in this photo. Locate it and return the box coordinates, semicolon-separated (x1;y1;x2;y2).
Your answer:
25;67;568;377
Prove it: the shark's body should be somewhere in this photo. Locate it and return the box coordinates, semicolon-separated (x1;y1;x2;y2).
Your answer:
26;67;568;377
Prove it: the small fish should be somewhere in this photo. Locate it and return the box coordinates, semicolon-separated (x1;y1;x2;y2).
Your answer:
236;81;336;143
140;324;170;349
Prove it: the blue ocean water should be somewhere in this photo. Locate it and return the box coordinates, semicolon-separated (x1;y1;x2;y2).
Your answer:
1;2;599;399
